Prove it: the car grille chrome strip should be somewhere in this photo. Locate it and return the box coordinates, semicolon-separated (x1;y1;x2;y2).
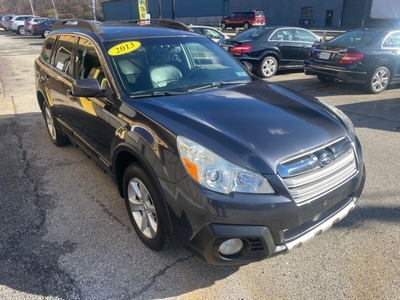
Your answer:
278;138;357;203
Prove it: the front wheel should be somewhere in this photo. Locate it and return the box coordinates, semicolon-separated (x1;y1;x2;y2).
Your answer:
364;66;390;94
257;56;278;78
123;163;171;251
43;101;69;146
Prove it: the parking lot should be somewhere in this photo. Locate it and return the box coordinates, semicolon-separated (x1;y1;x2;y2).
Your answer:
0;28;399;300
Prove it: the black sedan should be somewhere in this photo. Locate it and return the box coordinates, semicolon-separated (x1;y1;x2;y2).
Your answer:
304;28;400;94
32;19;57;38
221;26;319;78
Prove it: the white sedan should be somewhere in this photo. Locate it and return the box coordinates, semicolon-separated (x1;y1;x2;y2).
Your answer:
189;25;230;43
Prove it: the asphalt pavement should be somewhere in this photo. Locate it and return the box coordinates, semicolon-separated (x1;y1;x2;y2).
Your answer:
0;28;399;300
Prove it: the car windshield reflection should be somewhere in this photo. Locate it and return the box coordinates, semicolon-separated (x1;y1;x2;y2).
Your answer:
105;37;251;97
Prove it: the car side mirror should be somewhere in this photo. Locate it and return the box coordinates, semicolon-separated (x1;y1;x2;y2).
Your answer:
72;78;104;97
241;61;253;73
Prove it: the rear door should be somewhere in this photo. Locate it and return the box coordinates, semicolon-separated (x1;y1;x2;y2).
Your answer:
382;31;400;79
294;28;319;60
268;28;298;67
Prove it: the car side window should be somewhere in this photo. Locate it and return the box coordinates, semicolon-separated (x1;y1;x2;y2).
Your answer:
75;37;106;87
52;35;75;76
270;29;295;41
41;36;55;64
296;29;318;42
383;32;400;48
192;27;203;35
204;28;223;39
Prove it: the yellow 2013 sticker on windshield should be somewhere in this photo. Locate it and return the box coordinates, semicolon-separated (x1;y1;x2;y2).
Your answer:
108;41;141;56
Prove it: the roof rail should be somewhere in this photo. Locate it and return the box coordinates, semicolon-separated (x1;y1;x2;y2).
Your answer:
122;19;194;32
52;19;104;34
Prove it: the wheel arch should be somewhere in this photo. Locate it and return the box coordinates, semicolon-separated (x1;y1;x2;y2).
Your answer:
112;143;175;233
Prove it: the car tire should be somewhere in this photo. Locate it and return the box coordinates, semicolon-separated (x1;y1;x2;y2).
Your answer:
221;22;226;30
243;22;250;30
18;26;26;34
123;163;172;251
43;101;69;146
317;75;334;83
364;66;390;94
257;56;278;78
42;30;50;38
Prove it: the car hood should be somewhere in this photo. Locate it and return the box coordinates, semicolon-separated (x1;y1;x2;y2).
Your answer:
131;79;348;174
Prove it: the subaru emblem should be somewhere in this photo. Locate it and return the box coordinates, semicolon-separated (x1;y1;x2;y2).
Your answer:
318;151;335;166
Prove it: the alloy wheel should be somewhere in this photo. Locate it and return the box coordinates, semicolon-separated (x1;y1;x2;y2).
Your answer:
127;178;158;239
44;105;56;140
371;68;389;93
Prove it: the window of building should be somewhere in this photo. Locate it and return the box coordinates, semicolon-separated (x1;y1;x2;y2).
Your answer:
301;7;314;18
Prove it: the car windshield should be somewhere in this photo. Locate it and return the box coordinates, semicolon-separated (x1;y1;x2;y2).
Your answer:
329;30;382;45
105;37;251;97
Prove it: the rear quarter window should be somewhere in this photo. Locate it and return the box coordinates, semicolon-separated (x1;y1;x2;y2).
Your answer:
41;37;55;64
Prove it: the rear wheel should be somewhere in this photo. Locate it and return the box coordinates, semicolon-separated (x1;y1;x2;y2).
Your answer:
243;22;250;30
42;30;50;38
43;101;69;146
317;75;334;83
123;163;171;251
257;56;278;78
221;22;226;30
17;26;26;34
364;66;390;94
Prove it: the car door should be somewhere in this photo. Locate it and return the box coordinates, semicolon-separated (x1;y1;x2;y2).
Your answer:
294;28;319;61
45;35;76;134
382;31;400;80
65;36;114;165
268;28;298;67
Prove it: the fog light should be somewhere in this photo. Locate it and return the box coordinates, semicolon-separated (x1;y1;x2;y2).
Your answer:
218;238;243;256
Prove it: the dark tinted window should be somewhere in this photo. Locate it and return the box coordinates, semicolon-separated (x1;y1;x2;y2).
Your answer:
41;36;55;64
233;27;267;41
330;30;382;45
243;12;254;18
52;35;75;76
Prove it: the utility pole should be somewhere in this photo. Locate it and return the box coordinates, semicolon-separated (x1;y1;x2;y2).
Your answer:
172;0;175;20
51;0;58;19
92;0;96;21
28;0;35;15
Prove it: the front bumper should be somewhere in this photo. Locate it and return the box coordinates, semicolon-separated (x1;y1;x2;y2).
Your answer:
164;139;365;265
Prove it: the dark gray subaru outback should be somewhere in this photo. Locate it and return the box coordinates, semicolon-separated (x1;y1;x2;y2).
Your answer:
34;19;365;265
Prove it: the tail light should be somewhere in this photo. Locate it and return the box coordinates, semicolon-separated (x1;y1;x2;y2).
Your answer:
26;22;31;26
339;53;364;64
307;50;312;60
231;45;252;54
33;25;38;30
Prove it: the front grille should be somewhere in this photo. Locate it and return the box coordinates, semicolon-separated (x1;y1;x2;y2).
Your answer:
278;137;357;203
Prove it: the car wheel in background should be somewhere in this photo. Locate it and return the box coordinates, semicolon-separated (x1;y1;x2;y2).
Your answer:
123;163;172;251
17;26;26;34
317;75;335;83
42;30;50;38
257;56;278;78
43;101;69;146
365;66;390;94
243;22;250;30
221;22;226;30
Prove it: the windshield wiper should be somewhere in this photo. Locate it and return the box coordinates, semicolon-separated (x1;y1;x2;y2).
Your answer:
130;91;186;98
188;80;249;92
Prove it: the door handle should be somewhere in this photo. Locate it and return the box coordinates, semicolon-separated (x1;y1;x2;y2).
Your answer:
276;43;282;47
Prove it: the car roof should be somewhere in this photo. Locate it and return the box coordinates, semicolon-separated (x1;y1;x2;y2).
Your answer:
51;19;200;42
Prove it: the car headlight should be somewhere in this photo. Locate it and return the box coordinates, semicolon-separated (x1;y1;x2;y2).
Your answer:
177;136;275;195
319;100;356;142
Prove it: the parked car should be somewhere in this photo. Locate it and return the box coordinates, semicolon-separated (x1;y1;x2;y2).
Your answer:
9;15;38;34
34;19;365;265
220;10;265;30
25;17;49;34
1;14;15;31
189;25;230;43
222;26;320;78
304;28;400;94
32;19;58;38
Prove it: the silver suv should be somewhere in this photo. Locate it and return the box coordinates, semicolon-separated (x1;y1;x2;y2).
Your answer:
25;17;49;34
9;15;38;34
